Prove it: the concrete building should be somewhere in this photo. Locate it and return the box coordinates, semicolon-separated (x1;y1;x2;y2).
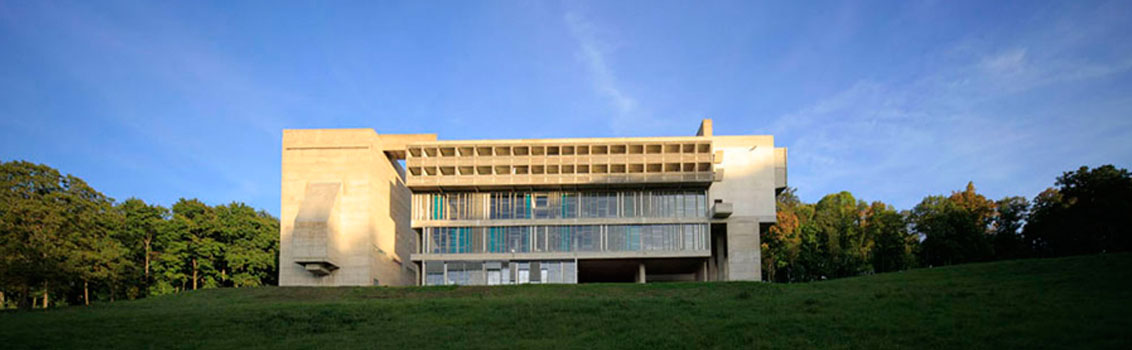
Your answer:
278;120;786;286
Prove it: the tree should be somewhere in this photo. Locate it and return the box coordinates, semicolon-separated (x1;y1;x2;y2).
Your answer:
764;188;917;282
763;188;804;282
1;160;281;307
113;198;169;298
1024;165;1132;256
865;202;915;273
170;199;223;290
911;196;991;267
813;192;870;278
992;196;1030;260
215;203;279;287
0;161;116;308
949;182;996;230
148;224;188;295
73;224;131;305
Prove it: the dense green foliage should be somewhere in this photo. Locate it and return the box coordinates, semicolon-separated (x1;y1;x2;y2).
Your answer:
763;164;1132;281
762;189;917;282
0;161;278;309
1024;165;1132;256
1;253;1128;349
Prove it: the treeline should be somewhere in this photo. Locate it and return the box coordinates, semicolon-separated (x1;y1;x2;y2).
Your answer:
0;161;279;309
763;164;1132;282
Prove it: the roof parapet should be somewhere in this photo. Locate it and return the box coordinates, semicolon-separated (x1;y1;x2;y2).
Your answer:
696;119;713;137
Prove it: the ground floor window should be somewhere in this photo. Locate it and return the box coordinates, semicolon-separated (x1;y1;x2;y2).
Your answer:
423;260;576;286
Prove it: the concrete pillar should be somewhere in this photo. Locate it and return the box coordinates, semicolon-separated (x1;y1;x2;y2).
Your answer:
726;219;762;281
637;262;646;284
701;260;709;282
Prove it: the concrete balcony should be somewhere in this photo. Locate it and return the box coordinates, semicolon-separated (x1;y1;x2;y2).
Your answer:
295;260;339;276
711;201;733;219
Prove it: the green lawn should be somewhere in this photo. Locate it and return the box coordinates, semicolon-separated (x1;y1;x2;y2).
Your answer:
2;254;1130;349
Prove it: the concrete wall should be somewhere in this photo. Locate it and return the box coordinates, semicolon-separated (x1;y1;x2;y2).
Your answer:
708;135;781;281
280;129;418;286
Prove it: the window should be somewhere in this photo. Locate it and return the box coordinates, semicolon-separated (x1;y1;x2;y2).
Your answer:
517;263;530;283
533;194;550;219
561;193;577;218
425;262;444;286
417;190;708;221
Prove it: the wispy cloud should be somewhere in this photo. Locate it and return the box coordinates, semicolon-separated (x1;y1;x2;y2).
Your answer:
772;26;1132;208
972;47;1132;95
564;10;657;135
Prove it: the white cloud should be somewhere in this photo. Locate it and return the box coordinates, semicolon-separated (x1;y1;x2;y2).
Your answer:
564;11;656;135
980;48;1028;74
771;33;1132;208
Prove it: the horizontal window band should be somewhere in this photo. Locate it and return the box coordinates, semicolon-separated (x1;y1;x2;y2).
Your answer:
413;218;709;227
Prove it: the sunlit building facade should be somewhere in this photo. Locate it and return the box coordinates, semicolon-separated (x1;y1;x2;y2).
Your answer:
278;120;786;286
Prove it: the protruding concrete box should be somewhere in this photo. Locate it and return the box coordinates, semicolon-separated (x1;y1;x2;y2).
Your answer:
711;202;733;218
279;129;434;286
290;182;342;275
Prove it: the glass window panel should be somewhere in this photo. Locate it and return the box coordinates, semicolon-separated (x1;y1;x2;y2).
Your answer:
533;194;550;219
421;189;711;221
576;225;600;251
561;193;577;218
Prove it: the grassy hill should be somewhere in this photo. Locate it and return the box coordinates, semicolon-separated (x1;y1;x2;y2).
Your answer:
2;254;1130;349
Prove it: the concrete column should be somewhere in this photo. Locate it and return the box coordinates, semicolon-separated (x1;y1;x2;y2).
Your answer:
726;219;762;281
701;260;709;282
574;258;579;284
637;262;646;284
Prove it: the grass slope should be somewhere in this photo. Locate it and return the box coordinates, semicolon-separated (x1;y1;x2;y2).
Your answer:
2;254;1130;349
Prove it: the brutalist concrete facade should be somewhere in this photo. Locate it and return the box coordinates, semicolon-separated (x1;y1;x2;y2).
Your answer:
279;120;786;286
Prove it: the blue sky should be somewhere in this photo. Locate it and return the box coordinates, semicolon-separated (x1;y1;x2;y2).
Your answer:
2;1;1130;215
